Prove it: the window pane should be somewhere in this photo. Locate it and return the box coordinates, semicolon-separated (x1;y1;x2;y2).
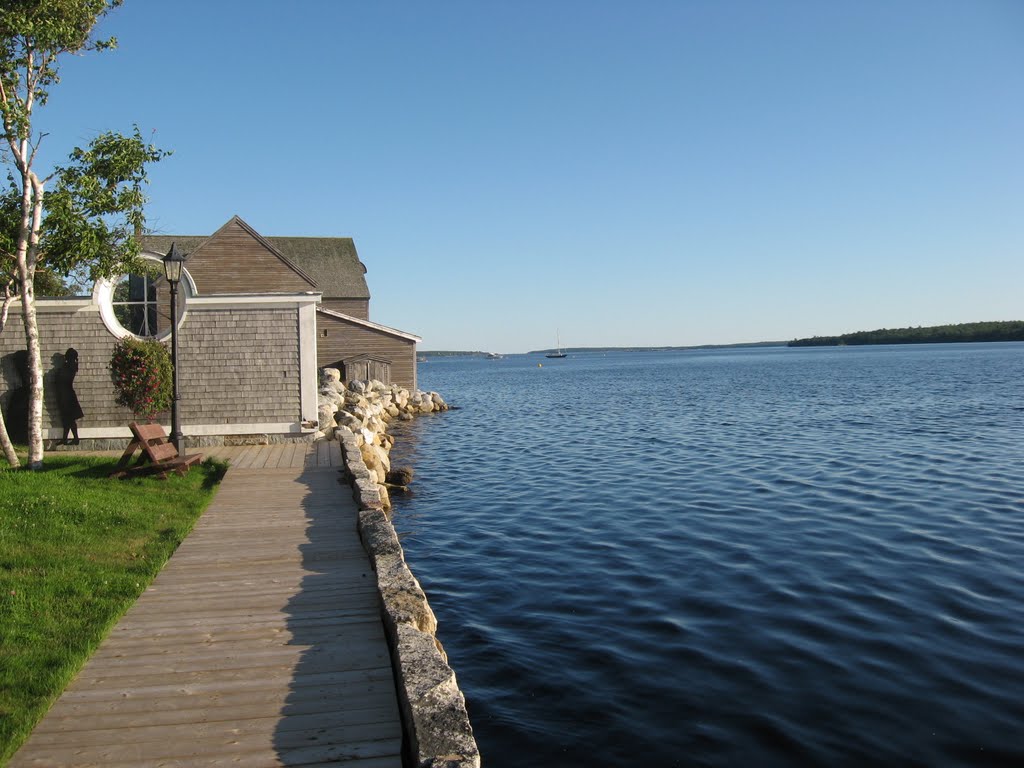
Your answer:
110;264;173;338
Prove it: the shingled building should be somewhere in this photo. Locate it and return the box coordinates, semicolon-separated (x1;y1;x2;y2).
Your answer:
0;215;420;445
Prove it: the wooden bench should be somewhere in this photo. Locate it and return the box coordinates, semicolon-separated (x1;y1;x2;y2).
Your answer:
110;422;204;479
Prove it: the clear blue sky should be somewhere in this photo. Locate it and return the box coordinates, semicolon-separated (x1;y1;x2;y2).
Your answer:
37;1;1024;352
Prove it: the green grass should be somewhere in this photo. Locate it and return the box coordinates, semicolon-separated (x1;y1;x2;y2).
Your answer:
0;453;227;765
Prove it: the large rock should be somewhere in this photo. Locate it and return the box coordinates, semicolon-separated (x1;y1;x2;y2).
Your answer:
377;483;391;511
335;411;361;431
387;466;415;485
317;403;338;427
375;555;437;634
395;624;480;768
367;442;391;473
359;508;403;558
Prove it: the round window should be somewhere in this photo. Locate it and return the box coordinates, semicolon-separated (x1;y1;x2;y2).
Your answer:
94;255;192;340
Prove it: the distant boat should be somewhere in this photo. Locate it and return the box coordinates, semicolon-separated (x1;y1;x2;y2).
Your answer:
486;352;502;359
545;332;568;359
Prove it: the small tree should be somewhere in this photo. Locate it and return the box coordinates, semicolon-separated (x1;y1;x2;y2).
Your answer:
109;337;172;421
1;1;168;468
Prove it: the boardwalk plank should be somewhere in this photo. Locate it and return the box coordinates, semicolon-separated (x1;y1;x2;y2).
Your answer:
15;733;402;767
121;585;380;612
100;605;383;635
103;610;385;642
82;639;390;674
54;666;396;704
277;442;300;468
34;700;398;734
228;444;259;468
25;716;400;750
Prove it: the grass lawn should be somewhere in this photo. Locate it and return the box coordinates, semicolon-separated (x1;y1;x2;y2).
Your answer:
0;453;227;765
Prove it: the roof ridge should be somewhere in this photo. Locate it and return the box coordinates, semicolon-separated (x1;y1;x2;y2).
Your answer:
215;216;319;289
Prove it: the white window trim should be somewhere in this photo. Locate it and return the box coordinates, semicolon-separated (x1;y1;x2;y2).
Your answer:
93;255;197;341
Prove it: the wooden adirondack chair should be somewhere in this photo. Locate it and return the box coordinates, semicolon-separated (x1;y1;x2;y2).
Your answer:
110;422;204;479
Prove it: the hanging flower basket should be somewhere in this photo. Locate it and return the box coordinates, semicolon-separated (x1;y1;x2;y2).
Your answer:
109;338;173;421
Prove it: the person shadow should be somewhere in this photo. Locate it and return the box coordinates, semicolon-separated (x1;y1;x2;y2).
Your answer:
270;465;404;765
51;348;83;446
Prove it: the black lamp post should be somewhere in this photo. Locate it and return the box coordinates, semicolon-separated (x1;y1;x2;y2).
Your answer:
163;243;186;455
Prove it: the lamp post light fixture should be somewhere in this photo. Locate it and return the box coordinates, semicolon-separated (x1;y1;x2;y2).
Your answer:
163;243;186;455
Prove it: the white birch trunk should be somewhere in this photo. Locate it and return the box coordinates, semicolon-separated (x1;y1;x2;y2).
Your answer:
18;264;43;468
15;163;46;469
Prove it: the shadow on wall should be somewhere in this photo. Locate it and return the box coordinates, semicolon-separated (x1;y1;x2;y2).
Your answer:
1;348;85;445
1;350;29;444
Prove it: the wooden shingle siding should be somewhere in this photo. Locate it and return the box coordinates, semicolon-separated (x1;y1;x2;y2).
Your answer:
0;301;302;437
178;308;301;424
319;298;370;320
185;219;316;295
317;314;417;391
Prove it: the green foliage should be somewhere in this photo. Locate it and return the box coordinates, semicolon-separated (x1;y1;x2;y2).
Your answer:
42;127;169;282
788;321;1024;347
0;452;225;763
0;1;122;140
0;1;168;289
109;337;172;420
0;128;169;286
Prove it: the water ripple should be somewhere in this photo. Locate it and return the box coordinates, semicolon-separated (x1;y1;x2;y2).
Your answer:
390;345;1024;767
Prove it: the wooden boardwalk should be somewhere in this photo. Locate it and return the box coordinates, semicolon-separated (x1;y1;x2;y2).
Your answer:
11;444;403;767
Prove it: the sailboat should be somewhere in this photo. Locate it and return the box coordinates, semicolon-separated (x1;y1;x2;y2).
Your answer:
545;331;568;359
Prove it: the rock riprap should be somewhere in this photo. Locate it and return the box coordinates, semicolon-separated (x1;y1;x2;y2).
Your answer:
316;369;449;510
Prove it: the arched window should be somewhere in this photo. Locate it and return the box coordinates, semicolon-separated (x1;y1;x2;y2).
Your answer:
94;255;193;340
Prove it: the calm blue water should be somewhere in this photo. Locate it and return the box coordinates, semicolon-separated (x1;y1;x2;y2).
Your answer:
386;344;1024;767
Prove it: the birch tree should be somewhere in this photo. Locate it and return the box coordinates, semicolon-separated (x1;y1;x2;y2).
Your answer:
1;1;166;468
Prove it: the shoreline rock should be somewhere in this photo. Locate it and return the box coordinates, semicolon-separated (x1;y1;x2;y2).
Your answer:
323;369;479;768
317;372;449;510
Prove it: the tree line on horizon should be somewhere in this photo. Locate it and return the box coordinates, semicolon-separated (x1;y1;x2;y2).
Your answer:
788;321;1024;347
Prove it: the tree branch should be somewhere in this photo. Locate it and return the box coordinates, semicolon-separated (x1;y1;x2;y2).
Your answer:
28;131;48;168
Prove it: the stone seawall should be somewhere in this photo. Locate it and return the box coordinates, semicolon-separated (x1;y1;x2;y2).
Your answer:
319;370;480;768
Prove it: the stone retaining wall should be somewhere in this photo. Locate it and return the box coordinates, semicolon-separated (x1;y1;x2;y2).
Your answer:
322;370;479;768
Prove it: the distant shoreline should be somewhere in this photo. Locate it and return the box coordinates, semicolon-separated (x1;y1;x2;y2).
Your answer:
423;322;1024;358
421;341;787;358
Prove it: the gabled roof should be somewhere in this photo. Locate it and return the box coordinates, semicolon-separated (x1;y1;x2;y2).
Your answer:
143;216;370;299
317;307;422;343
